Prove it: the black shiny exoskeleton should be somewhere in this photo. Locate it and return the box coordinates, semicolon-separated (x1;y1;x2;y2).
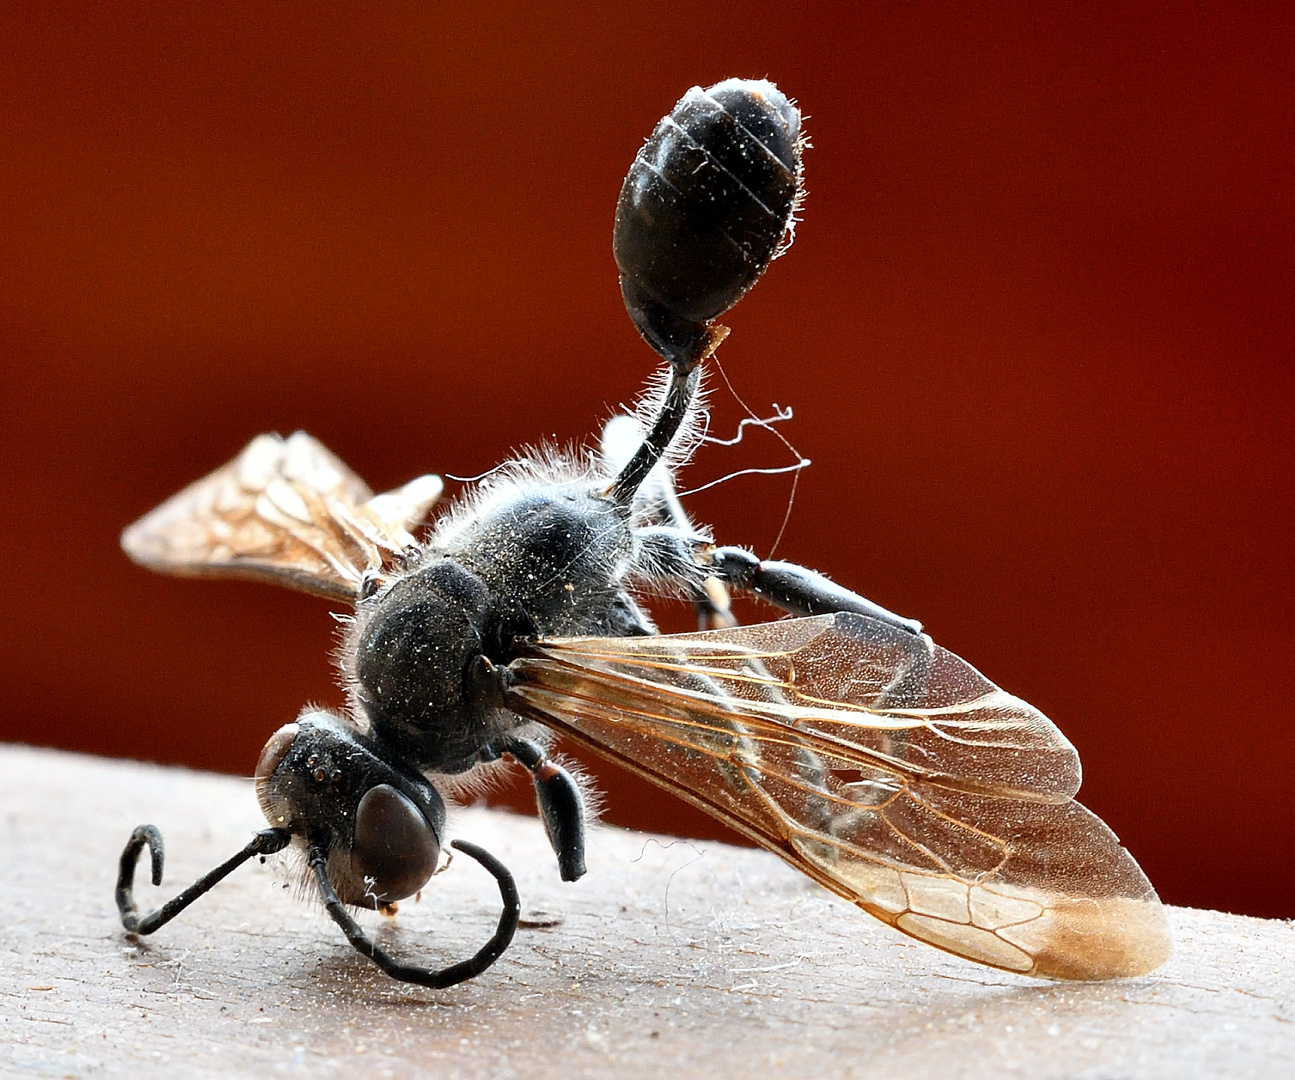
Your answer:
115;79;918;989
615;78;804;366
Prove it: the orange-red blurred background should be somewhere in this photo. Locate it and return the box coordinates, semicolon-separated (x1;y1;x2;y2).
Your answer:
2;3;1291;918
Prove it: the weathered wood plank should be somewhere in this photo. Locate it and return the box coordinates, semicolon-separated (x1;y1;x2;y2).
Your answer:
2;745;1291;1078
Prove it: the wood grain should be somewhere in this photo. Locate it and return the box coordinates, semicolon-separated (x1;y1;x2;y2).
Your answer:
2;745;1290;1078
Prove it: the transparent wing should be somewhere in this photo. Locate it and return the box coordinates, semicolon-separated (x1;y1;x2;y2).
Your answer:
504;612;1171;979
121;432;443;601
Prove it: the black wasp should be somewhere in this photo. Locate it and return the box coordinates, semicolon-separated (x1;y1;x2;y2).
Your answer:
116;79;1169;986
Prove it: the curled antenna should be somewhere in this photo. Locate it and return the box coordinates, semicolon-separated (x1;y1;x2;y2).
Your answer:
116;824;291;935
116;824;520;989
308;837;520;988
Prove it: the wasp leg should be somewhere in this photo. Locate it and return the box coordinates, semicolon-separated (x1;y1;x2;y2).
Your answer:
495;737;587;882
709;547;923;635
634;524;736;629
710;546;932;769
116;824;290;935
655;476;737;629
308;838;519;988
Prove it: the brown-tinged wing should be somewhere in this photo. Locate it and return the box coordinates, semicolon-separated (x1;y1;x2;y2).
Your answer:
121;431;443;601
503;613;1171;979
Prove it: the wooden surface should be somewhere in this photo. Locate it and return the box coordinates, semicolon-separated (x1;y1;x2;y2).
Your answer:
2;746;1291;1079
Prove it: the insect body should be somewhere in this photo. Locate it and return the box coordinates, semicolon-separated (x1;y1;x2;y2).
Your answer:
116;80;1171;986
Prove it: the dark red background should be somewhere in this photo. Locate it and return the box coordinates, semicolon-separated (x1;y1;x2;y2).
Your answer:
2;3;1291;918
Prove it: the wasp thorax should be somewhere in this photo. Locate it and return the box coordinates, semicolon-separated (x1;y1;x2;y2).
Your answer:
356;561;492;725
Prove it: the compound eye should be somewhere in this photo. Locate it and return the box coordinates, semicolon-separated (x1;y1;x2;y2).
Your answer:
348;784;440;905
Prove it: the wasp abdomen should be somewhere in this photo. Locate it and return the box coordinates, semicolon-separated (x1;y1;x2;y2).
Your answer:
614;78;803;366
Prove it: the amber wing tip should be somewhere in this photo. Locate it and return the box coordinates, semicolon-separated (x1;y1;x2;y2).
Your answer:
1028;895;1173;980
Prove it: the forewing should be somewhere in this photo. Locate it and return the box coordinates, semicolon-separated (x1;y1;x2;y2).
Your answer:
121;432;443;601
505;612;1170;979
